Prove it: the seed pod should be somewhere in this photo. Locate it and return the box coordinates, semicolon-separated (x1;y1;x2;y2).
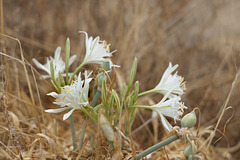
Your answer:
181;111;197;128
101;61;111;71
188;154;199;160
99;114;114;142
184;144;197;158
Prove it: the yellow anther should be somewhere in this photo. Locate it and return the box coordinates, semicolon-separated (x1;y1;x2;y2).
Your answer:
179;102;185;113
102;40;111;53
180;76;184;83
66;90;73;95
182;83;186;90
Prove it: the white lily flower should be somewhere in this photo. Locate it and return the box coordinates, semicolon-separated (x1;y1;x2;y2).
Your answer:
153;62;185;98
45;71;92;120
151;90;187;131
33;47;77;79
80;31;117;67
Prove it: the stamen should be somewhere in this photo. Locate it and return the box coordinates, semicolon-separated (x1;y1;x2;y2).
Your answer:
66;90;73;95
179;102;185;113
102;40;111;53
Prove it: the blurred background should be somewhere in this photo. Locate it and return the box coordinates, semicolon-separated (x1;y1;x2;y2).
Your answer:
2;0;240;159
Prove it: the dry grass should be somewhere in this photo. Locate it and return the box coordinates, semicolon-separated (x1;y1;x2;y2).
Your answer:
1;0;240;159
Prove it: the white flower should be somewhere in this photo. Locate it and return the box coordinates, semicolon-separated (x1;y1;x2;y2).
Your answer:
151;92;187;131
33;47;76;79
153;62;185;98
80;31;117;66
45;71;92;120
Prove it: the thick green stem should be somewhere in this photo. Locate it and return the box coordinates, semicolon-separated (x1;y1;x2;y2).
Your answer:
78;121;87;152
138;89;156;97
130;134;180;160
69;62;86;84
69;115;78;150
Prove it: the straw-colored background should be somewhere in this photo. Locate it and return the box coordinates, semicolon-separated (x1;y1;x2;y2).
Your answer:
1;0;240;159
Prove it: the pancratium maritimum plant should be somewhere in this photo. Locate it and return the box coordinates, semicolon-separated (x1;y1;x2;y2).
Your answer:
33;31;190;159
33;46;76;79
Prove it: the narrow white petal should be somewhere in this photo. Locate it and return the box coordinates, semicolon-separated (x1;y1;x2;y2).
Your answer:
41;75;52;79
32;58;50;74
69;55;77;66
63;109;75;120
54;47;61;60
47;92;59;98
159;113;173;131
45;107;68;113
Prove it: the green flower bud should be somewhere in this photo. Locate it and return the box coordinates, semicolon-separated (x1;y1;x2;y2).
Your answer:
184;144;197;158
188;154;198;160
181;111;197;128
101;61;111;72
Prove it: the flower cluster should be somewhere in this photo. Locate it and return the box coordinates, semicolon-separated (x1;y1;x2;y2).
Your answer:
45;71;92;120
147;63;187;131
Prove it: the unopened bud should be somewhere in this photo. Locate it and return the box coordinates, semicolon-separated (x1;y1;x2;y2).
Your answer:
184;144;197;158
188;154;199;160
99;114;114;142
181;111;197;128
101;61;111;72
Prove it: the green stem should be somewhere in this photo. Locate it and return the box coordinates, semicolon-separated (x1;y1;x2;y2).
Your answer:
134;105;154;109
69;62;86;85
130;134;180;160
78;121;87;152
138;89;156;97
69;115;78;150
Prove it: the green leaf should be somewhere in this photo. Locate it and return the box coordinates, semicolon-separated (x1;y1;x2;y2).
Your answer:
112;89;121;126
65;38;70;84
108;94;114;122
58;71;65;87
126;57;138;97
101;78;108;109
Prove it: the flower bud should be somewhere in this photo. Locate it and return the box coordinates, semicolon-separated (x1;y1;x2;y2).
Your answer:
101;61;111;72
188;154;198;160
184;144;197;158
99;114;114;142
181;111;197;128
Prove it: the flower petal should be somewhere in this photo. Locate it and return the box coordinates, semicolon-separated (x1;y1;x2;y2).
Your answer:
32;58;50;74
45;107;68;113
69;55;77;66
159;113;173;131
47;92;59;98
63;109;75;120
